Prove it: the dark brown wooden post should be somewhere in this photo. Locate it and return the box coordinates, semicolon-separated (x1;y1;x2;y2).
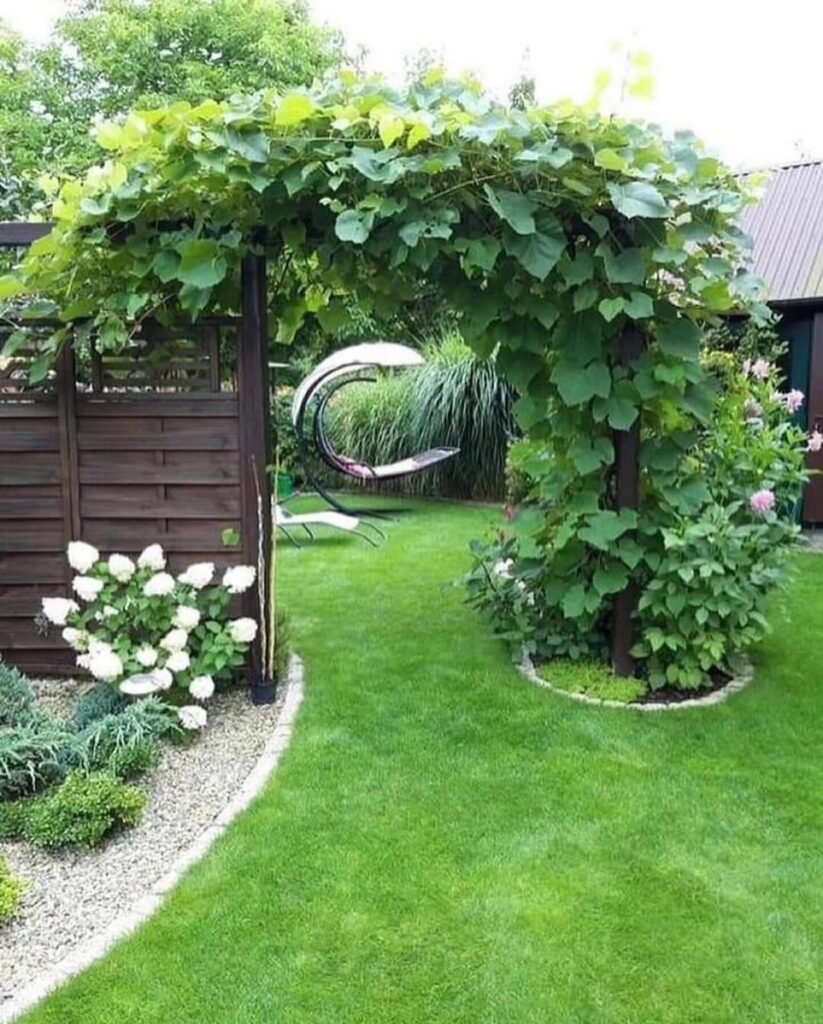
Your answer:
610;327;644;677
55;343;81;543
237;248;274;703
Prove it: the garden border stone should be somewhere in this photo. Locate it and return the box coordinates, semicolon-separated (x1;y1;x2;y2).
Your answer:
0;655;305;1024
518;650;752;711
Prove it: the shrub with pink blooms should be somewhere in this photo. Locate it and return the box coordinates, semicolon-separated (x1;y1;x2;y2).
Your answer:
630;349;808;686
39;543;259;712
468;341;809;692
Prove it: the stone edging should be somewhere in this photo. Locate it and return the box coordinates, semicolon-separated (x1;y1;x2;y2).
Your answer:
0;655;306;1024
518;651;752;711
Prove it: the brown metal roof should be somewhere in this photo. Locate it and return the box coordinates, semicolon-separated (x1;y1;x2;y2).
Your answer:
739;161;823;304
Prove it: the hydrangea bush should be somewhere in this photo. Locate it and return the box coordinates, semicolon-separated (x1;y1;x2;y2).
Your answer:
41;543;259;724
468;349;810;690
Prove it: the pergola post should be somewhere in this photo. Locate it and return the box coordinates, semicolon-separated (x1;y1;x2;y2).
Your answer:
238;247;274;704
610;326;645;677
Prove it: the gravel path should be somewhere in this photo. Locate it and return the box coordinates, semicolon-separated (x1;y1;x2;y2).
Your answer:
0;682;285;1007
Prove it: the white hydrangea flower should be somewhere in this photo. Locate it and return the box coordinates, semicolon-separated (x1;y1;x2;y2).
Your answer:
136;646;158;668
493;559;514;579
42;597;79;626
108;553;136;582
160;628;188;652
178;562;215;589
165;650;190;674
137;543;166;571
178;705;207;730
61;626;87;650
222;565;257;594
102;605;117;619
228;617;258;644
88;636;113;655
153;667;174;690
87;649;123;683
76;653;92;671
67;541;99;574
73;575;105;602
189;675;215;701
173;605;201;630
143;572;176;598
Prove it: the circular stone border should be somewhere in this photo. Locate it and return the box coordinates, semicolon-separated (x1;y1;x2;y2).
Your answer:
518;651;753;711
0;655;305;1024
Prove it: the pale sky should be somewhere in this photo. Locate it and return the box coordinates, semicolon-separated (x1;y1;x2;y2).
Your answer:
4;0;823;170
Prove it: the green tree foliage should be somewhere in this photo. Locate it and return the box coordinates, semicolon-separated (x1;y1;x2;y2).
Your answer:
0;0;344;205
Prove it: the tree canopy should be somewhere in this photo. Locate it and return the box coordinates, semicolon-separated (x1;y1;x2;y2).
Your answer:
0;0;344;210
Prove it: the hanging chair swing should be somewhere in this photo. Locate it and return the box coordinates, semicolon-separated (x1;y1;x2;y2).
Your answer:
291;342;459;516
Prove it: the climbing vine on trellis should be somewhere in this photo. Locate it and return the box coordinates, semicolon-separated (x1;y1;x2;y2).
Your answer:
0;70;779;684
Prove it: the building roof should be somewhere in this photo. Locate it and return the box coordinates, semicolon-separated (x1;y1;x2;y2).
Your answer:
739;160;823;304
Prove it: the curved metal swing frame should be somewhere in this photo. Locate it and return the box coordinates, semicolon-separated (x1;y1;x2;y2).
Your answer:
292;343;459;518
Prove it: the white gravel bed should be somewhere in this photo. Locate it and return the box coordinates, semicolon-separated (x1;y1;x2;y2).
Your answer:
0;680;287;1009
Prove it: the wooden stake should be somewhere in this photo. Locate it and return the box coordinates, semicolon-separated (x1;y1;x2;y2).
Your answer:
610;327;644;677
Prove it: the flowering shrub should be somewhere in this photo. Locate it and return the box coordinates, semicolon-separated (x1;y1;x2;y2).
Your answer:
0;856;26;924
467;350;809;690
41;543;259;723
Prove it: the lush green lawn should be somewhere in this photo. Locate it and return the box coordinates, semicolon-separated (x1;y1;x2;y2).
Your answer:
21;501;823;1023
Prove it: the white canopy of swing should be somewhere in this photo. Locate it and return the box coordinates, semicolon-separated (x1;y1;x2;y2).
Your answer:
290;342;424;425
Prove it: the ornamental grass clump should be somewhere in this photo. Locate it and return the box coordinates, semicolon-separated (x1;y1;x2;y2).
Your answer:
40;542;260;730
75;697;181;772
0;721;74;801
0;663;36;727
326;332;516;500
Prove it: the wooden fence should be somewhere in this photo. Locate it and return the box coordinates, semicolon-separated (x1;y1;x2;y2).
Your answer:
1;219;273;689
0;276;272;683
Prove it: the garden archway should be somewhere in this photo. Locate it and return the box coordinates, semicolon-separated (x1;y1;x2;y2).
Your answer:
0;71;764;681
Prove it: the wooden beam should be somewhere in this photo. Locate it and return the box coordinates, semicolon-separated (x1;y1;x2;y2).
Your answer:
237;250;273;702
0;222;53;247
610;327;645;678
55;345;81;543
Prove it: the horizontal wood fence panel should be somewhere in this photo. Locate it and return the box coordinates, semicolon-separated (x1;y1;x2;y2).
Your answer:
0;332;253;678
76;396;238;418
0;619;63;650
0;584;58;616
82;520;241;552
0;554;68;584
0;522;67;552
0;464;62;485
0;424;60;451
0;496;64;517
77;426;240;451
81;488;241;519
0;402;58;418
9;651;75;676
79;463;240;485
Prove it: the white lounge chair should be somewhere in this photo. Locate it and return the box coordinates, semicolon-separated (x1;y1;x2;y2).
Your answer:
273;504;383;547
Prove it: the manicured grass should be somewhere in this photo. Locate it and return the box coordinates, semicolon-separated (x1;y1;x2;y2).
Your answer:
20;501;823;1023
